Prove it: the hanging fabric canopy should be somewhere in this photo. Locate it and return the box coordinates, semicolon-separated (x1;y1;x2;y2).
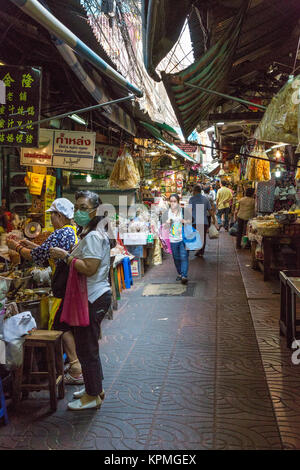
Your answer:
142;0;192;81
161;0;249;140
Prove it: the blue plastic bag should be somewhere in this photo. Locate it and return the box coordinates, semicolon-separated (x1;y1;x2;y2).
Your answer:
182;224;203;251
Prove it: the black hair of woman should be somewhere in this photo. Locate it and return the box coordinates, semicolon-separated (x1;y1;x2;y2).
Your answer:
246;188;255;197
169;193;180;203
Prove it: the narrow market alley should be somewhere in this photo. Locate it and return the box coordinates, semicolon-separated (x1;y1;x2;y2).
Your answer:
1;232;300;450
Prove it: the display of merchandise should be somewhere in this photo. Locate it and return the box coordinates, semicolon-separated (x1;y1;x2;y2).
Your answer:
245;147;270;182
256;179;276;213
109;146;140;189
254;74;299;145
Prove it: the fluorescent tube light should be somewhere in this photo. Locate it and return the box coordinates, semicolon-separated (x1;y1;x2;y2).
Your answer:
68;114;88;125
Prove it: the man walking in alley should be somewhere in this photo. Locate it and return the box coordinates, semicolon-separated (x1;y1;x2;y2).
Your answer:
189;185;215;257
216;180;233;231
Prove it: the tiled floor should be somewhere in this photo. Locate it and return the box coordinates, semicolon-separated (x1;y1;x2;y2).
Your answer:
1;231;300;449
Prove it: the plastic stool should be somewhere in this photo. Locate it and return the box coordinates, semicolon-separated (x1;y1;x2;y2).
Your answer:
0;377;8;425
122;257;133;289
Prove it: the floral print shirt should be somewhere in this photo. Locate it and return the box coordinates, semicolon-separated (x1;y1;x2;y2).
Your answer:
31;226;77;267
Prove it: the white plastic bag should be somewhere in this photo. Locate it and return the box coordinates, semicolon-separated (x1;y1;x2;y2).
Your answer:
3;311;36;343
208;223;219;239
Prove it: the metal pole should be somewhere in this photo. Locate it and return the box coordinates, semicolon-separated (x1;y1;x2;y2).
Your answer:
9;0;143;98
0;95;135;133
185;82;267;111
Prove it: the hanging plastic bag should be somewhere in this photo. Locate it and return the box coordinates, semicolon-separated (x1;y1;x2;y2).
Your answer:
109;147;140;189
159;225;172;254
208;223;219;239
254;75;299;145
60;259;89;327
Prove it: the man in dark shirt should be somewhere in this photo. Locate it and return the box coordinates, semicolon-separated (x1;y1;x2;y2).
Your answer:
188;185;215;256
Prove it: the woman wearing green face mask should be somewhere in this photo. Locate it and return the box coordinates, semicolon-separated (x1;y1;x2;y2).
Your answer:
50;190;116;410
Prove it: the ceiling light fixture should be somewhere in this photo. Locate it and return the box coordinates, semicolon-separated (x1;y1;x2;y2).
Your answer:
266;143;286;153
68;114;88;125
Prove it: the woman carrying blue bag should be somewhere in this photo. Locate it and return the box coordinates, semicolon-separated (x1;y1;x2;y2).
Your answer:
165;194;199;285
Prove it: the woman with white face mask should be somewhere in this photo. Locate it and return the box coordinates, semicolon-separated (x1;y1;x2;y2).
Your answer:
50;191;115;411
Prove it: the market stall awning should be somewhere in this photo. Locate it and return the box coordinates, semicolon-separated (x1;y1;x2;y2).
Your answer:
202;162;220;176
160;1;249;140
140;121;196;162
142;0;192;81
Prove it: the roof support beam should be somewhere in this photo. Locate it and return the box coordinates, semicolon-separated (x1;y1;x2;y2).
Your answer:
0;95;135;133
208;112;264;122
185;82;267;110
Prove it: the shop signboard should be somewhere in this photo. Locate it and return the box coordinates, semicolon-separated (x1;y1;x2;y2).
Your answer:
44;175;56;230
21;128;53;166
21;129;96;170
94;143;120;175
0;65;42;147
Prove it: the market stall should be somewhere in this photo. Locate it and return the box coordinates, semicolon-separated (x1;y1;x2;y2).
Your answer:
248;212;300;281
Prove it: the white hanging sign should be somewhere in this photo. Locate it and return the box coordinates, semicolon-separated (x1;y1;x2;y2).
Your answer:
21;129;96;170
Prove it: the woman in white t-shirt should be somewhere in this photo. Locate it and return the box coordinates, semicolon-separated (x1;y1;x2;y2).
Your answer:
50;190;115;411
165;193;190;284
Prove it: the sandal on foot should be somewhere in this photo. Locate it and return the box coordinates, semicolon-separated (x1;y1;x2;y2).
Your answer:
64;371;84;385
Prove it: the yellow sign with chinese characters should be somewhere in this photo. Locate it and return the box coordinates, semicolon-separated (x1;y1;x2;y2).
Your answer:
0;65;41;147
44;175;56;230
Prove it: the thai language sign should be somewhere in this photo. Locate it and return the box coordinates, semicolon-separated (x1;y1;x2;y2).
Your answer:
0;65;42;147
21;129;96;170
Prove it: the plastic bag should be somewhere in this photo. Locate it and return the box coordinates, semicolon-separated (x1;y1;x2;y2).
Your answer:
208;223;219;239
25;172;45;195
3;312;36;342
182;225;203;250
109;147;140;189
60;259;89;327
229;221;238;236
159;225;172;254
254;75;299;145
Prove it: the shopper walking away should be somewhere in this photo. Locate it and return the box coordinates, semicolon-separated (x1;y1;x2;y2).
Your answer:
203;186;216;227
7;198;83;384
234;188;255;249
165;194;190;284
216;180;233;231
189;185;215;257
50;190;112;411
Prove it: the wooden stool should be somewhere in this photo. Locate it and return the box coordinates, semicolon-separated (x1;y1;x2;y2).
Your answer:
12;330;65;411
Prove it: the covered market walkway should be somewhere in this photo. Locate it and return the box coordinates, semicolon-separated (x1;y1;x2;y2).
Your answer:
1;232;300;450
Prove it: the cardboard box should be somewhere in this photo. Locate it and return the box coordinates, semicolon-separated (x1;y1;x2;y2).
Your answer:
123;233;148;245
